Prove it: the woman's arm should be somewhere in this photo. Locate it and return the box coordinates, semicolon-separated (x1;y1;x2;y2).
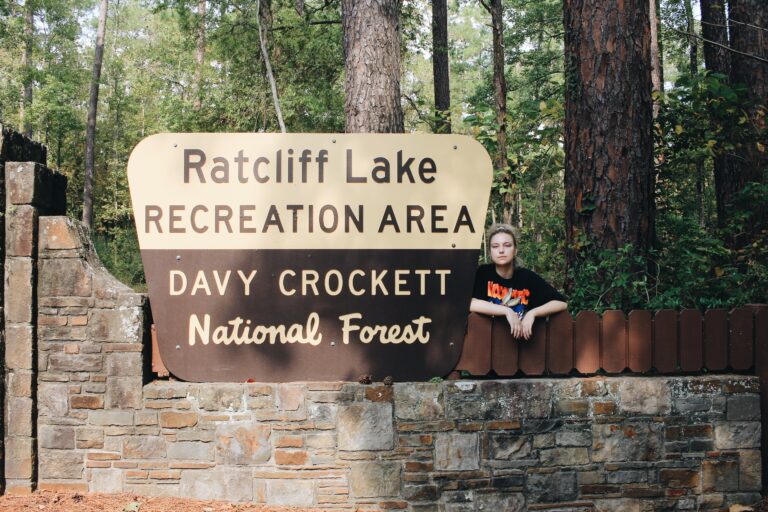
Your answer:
469;298;524;338
519;300;568;339
469;298;510;317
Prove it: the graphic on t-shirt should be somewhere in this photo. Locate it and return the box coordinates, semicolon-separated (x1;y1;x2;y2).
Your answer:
486;281;530;317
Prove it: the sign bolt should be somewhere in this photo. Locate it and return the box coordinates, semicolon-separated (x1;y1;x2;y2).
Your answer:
175;345;181;350
176;255;181;261
330;341;336;346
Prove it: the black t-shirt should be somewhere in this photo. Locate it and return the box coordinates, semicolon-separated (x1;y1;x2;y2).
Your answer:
472;264;566;318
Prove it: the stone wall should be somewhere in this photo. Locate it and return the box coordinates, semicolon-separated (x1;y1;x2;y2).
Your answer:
37;216;147;492
38;352;764;510
1;127;49;493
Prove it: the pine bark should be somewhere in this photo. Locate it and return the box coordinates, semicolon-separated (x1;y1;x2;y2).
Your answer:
342;0;403;133
82;0;109;229
483;0;513;223
701;0;734;230
563;0;655;275
432;0;451;134
722;0;767;240
700;0;730;76
729;0;767;138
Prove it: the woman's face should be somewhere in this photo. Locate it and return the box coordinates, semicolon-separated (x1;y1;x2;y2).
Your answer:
489;232;516;266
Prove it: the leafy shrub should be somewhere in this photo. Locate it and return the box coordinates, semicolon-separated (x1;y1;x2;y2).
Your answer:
93;226;146;291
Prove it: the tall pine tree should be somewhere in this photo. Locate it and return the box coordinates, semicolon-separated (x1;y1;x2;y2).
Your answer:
563;0;655;297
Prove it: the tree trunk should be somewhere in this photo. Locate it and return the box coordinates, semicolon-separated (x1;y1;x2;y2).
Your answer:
563;0;655;284
56;128;62;170
193;0;206;111
432;0;450;134
701;0;734;230
483;0;513;224
684;0;699;75
729;0;767;129
650;0;663;117
82;0;109;229
700;0;731;76
722;0;767;242
256;0;285;132
342;0;403;133
683;0;706;223
20;0;33;137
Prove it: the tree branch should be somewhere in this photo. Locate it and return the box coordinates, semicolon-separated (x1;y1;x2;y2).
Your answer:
305;0;335;17
701;17;768;34
664;25;768;64
271;19;341;31
402;93;434;130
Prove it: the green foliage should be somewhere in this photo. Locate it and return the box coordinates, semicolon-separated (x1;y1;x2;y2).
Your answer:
2;0;346;289
567;245;653;313
567;217;767;313
93;226;146;291
567;73;767;312
0;0;764;311
655;73;753;216
655;72;767;308
659;0;701;79
457;0;566;289
187;0;344;133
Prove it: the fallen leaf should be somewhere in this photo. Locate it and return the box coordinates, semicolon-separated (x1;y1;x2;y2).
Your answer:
123;501;141;512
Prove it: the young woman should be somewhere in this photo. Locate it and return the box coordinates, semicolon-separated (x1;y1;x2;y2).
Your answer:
469;224;568;339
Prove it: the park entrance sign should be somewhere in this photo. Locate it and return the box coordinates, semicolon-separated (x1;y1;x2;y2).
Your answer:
128;134;493;382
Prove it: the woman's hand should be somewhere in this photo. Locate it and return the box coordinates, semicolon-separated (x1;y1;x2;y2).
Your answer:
517;301;568;340
520;311;536;340
505;309;525;339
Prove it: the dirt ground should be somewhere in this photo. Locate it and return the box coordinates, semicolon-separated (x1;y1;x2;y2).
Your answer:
0;491;765;512
0;491;366;512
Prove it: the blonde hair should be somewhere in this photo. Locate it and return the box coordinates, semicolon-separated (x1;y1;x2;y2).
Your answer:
486;223;522;266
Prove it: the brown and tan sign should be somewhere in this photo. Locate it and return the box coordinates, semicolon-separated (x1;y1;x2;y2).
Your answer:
128;133;492;382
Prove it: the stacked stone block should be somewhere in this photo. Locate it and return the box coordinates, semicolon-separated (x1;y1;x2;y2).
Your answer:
37;216;147;492
4;161;64;494
34;357;764;509
0;127;48;493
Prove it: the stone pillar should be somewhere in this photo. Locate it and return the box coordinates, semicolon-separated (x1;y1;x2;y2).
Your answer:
3;161;65;494
0;126;47;493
